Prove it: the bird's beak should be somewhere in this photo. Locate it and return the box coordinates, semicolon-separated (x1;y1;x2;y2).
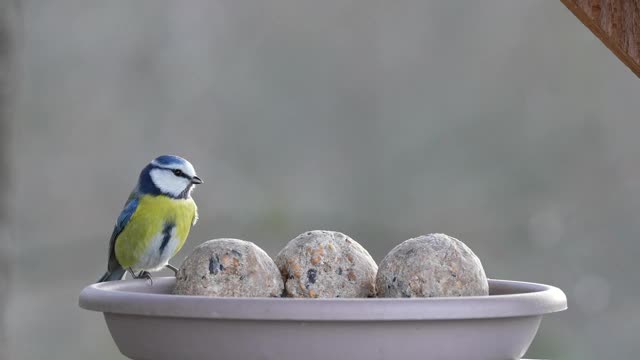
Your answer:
191;176;203;184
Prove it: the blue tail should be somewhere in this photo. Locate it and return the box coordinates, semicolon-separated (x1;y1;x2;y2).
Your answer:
97;267;126;282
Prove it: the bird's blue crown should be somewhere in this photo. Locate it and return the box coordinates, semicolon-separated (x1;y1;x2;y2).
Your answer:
152;155;186;167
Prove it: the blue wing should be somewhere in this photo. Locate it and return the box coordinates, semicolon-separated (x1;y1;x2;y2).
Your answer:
106;194;139;272
115;197;139;236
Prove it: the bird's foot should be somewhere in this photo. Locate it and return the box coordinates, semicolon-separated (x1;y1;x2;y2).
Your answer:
137;271;153;285
165;263;179;276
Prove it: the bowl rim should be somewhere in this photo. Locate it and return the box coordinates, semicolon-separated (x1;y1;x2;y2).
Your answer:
78;278;567;321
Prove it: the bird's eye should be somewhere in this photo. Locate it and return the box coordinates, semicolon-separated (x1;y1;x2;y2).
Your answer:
173;169;183;176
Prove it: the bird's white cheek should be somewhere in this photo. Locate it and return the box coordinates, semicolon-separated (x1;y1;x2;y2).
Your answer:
149;169;188;197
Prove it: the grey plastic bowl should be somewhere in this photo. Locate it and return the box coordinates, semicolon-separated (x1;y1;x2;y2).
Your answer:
79;278;566;360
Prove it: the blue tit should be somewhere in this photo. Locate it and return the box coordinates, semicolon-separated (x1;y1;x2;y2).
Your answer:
97;155;202;282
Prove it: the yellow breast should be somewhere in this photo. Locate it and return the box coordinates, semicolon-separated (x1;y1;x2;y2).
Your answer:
114;195;197;269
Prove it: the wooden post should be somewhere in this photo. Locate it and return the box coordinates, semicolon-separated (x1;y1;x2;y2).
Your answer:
560;0;640;77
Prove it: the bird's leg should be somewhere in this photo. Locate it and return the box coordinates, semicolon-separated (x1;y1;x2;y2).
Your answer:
165;264;179;276
127;268;137;279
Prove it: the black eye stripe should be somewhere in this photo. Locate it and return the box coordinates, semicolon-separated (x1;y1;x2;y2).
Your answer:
154;165;192;179
173;170;190;179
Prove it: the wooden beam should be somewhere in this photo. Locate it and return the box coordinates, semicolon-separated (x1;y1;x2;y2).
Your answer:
560;0;640;77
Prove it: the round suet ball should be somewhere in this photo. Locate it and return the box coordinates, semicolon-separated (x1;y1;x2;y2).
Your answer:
174;238;284;297
275;230;378;298
376;233;488;298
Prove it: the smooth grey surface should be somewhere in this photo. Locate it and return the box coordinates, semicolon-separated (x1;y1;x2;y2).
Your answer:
79;278;566;360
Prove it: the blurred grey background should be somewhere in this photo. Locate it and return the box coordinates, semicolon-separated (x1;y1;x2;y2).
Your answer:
3;0;640;359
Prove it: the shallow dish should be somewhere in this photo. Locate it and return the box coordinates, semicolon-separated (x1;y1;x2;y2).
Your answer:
79;278;567;360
